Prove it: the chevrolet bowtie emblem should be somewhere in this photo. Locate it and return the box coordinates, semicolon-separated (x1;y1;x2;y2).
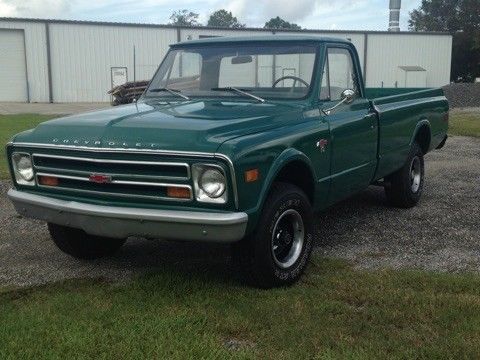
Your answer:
89;174;112;184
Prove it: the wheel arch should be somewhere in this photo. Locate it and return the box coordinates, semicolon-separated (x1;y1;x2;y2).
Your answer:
258;149;317;209
410;119;431;154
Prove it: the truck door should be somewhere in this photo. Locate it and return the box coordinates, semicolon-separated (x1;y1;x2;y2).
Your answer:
319;46;377;203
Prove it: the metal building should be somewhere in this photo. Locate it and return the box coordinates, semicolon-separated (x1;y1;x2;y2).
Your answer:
0;17;452;103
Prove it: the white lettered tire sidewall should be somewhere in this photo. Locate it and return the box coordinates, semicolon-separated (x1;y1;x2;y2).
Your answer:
268;197;313;282
249;182;314;287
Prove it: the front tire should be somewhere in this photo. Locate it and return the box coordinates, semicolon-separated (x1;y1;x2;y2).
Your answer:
48;223;126;260
385;142;425;208
234;182;314;288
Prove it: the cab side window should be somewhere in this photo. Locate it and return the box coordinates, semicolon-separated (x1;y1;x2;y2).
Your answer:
320;48;359;101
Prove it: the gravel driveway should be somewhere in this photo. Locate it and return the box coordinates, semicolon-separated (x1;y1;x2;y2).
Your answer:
1;135;479;287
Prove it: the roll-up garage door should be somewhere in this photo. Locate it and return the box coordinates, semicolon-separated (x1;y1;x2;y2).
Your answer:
0;29;28;102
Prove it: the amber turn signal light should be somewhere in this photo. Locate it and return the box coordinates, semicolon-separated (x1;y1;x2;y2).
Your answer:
166;186;191;199
38;175;59;186
244;168;259;183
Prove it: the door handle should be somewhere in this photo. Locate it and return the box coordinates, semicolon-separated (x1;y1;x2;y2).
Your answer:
365;113;377;129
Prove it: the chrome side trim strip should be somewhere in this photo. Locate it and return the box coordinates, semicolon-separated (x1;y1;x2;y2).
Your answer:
11;142;240;209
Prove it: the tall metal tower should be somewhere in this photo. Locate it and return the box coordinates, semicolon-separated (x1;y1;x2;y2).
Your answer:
389;0;401;31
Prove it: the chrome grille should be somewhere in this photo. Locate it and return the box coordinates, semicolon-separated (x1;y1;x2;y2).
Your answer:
32;153;192;202
33;153;190;180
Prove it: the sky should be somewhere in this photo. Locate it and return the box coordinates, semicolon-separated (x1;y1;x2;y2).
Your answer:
0;0;422;31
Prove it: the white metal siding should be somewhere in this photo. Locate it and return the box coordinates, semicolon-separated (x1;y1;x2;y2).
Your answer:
48;24;177;102
404;71;427;87
0;19;454;102
365;34;452;88
0;29;27;101
0;21;49;102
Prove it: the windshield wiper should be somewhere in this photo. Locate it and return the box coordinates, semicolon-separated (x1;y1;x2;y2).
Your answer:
149;87;190;100
211;87;265;103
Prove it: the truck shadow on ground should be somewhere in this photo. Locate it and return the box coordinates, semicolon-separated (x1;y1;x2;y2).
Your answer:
100;186;389;286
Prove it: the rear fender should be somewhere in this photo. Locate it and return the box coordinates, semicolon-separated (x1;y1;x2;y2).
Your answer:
410;119;431;153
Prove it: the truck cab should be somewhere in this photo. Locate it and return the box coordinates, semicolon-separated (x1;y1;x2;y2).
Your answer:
7;36;448;287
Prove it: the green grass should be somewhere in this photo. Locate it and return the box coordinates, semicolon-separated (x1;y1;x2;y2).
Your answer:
1;258;480;359
0;111;480;357
0;114;58;179
449;110;480;137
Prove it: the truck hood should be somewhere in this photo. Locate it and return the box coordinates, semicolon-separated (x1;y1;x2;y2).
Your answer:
13;99;305;153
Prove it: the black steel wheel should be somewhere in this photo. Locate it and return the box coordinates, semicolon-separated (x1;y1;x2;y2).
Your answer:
385;142;425;208
233;182;314;288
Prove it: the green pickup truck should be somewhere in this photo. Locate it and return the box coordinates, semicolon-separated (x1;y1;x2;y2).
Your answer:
7;36;448;288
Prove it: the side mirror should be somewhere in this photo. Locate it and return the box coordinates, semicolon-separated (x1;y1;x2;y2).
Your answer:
322;88;356;115
341;89;355;104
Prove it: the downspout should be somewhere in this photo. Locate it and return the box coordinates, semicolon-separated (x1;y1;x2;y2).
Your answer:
45;22;54;103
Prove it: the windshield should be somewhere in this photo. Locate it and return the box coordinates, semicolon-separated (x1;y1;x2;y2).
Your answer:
145;43;318;100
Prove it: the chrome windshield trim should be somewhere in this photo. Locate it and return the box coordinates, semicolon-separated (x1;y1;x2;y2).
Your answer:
11;142;239;208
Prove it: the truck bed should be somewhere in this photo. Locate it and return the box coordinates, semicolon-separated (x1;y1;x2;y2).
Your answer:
366;87;449;180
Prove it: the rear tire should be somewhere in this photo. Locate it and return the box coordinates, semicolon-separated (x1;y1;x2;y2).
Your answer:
385;142;424;208
233;182;314;288
48;223;126;260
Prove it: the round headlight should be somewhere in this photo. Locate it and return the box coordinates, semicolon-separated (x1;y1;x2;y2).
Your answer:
17;155;34;181
199;168;226;198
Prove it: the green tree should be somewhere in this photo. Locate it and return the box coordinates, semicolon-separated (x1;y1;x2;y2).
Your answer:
207;9;245;28
169;9;200;26
264;16;301;30
409;0;480;82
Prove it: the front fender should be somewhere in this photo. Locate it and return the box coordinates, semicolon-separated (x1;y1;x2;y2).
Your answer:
245;148;317;232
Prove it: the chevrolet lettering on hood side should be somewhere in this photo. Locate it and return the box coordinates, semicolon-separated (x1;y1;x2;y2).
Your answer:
6;36;448;288
52;139;172;148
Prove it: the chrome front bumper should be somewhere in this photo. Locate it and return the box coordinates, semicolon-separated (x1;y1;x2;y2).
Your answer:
8;189;248;242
